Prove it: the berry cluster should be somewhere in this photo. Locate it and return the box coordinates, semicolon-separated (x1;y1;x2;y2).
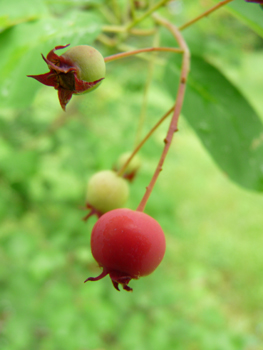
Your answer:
83;160;166;292
28;44;166;291
26;0;261;296
27;0;259;292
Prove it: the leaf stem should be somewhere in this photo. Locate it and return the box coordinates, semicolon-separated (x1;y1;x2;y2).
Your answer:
179;0;234;31
137;15;190;212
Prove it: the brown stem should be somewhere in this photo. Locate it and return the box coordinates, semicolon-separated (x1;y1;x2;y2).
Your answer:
104;47;183;63
137;15;190;212
117;105;174;177
179;0;234;31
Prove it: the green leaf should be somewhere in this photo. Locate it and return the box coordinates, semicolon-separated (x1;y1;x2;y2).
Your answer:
0;0;48;32
0;10;102;108
0;150;39;182
164;55;263;191
226;1;263;38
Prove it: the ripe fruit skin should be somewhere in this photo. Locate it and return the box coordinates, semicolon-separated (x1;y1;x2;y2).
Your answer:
85;208;166;291
62;45;106;92
86;170;129;214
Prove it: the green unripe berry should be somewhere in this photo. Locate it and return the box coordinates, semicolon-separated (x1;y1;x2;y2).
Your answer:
86;170;129;214
115;152;142;181
116;152;141;174
62;45;106;92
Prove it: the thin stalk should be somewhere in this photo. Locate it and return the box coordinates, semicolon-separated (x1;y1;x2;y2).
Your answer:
179;0;234;31
111;0;122;23
137;15;190;212
102;25;125;33
129;28;157;36
97;33;117;47
129;0;136;20
126;0;169;30
102;25;156;36
115;44;167;65
98;5;119;25
104;47;183;63
117;105;174;177
134;32;160;146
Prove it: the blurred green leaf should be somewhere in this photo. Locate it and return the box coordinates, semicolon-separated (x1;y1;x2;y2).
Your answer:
0;150;38;182
0;0;48;32
226;1;263;38
45;0;105;4
164;54;263;191
0;10;102;108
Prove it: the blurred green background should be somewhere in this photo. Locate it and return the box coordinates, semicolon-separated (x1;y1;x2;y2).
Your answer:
1;1;263;349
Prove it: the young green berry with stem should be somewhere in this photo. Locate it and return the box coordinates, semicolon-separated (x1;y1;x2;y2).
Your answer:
83;170;129;221
114;152;142;182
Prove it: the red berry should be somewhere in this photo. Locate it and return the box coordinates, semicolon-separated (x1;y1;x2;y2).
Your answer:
85;208;166;291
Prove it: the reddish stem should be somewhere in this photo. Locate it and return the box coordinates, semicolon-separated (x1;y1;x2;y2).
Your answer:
179;0;234;31
116;105;174;177
137;15;190;212
104;47;183;63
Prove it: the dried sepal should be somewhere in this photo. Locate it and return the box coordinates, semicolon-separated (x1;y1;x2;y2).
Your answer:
27;44;104;110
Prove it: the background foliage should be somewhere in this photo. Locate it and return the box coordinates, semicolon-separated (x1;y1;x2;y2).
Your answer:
1;0;263;349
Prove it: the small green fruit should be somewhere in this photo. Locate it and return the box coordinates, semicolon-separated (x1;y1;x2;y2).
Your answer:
86;170;129;214
28;44;105;110
62;45;106;92
115;152;141;181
